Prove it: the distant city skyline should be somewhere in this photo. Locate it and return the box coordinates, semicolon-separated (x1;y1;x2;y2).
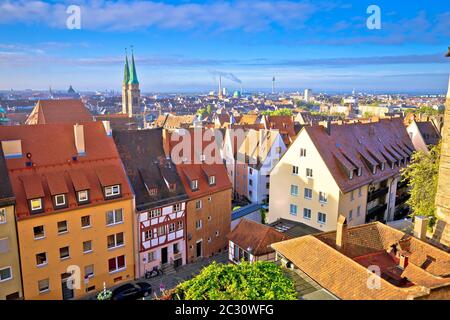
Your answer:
0;0;449;93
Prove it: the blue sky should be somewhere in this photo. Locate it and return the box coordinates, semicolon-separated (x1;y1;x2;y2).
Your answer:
0;0;449;93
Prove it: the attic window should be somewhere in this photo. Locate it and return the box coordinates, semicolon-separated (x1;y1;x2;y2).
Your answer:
191;179;199;190
149;188;158;196
381;162;385;171
77;190;89;204
30;198;43;213
372;165;377;175
357;167;362;176
349;170;354;180
169;183;176;191
54;194;67;208
105;185;121;198
209;175;216;186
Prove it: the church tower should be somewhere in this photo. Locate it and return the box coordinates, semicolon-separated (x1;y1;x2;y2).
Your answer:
433;72;450;248
122;51;130;115
121;48;141;117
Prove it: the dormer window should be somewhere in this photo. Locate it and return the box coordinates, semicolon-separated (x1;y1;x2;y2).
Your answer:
381;163;385;171
77;190;89;203
209;175;216;185
200;154;206;162
30;198;43;213
105;185;121;198
169;183;176;192
349;170;354;180
357;167;362;176
149;188;158;196
191;179;199;190
54;194;67;208
372;165;377;175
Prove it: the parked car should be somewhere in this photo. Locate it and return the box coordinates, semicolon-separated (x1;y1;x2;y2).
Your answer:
111;282;152;300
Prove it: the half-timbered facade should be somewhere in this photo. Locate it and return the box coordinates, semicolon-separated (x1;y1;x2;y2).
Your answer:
113;128;189;277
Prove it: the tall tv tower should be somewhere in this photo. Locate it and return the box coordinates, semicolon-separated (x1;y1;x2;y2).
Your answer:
272;76;275;94
218;75;223;99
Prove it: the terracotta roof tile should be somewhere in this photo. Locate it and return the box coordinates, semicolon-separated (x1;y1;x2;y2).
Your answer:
46;171;69;195
25;99;93;125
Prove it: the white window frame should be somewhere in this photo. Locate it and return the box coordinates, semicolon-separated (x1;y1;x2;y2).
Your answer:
33;225;46;240
107;232;125;250
83;240;93;254
177;220;183;230
290;185;299;196
318;212;327;224
292;166;299;175
108;255;126;274
149;208;162;219
0;266;12;282
290;204;298;216
195;200;202;210
303;208;312;220
30;198;42;211
57;221;68;234
300;148;306;157
209;175;216;185
191;180;198;190
304;188;312;200
59;246;70;260
306;168;313;178
319;192;328;204
36;252;48;267
78;190;89;202
169;223;176;233
105;185;120;197
106;209;123;226
173;203;182;212
84;265;94;279
38;278;50;293
54;194;66;206
81;215;91;229
196;220;202;230
349;210;353;221
147;251;156;262
0;208;6;224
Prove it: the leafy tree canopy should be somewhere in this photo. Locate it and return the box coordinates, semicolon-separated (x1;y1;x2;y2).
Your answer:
175;261;297;300
261;108;293;116
401;143;441;228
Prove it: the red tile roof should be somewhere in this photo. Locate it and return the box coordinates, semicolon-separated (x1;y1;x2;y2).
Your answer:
25;99;93;125
0;122;132;219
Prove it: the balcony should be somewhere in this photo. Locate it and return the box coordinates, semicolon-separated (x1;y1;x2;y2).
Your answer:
367;187;389;202
366;203;387;222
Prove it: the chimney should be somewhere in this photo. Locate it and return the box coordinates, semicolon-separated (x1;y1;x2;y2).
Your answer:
324;120;332;135
102;120;112;136
413;216;429;241
336;215;347;250
398;251;409;269
1;140;22;158
74;124;85;155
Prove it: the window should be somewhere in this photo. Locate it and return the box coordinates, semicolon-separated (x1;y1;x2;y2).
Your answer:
107;232;124;249
84;265;94;279
0;238;8;254
30;198;42;211
249;168;253;175
108;255;126;273
290;185;299;196
351;191;354;201
249;190;253;198
357;205;361;217
196;220;202;230
290;204;298;216
208;237;212;243
306;168;313;178
57;221;68;234
81;215;91;228
173;243;179;254
300;148;306;157
59;246;70;260
0;266;12;282
150;208;162;218
349;210;353;221
147;252;155;262
173;203;182;212
191;179;198;190
169;223;175;233
83;240;92;253
33;225;45;239
266;182;270;189
144;229;152;240
36;252;47;266
0;208;6;223
358;188;362;198
38;279;49;293
158;226;166;236
149;188;158;196
318;212;327;224
292;166;299;175
78;190;89;203
215;230;219;237
208;215;212;221
106;209;123;225
249;179;253;186
195;200;202;210
54;194;66;207
177;220;183;230
209;175;216;185
105;185;121;197
304;188;312;199
319;192;327;203
208;196;212;202
303;208;312;219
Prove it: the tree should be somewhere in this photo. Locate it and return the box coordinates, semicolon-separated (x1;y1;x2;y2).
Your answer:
174;261;297;300
261;108;293;116
401;143;441;228
363;111;375;118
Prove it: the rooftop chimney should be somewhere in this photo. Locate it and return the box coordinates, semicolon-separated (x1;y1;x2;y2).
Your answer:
336;215;347;250
413;216;429;241
1;140;22;158
74;124;85;156
102;120;112;136
398;251;410;269
320;120;332;135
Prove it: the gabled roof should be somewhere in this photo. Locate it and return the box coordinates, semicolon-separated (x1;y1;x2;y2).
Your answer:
0;122;132;219
272;222;450;300
25;99;93;125
304;118;415;193
228;219;288;256
415;121;441;146
113;128;188;211
263;115;296;146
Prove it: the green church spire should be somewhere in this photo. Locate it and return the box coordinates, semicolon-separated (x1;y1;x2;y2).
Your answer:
123;50;130;84
128;47;139;85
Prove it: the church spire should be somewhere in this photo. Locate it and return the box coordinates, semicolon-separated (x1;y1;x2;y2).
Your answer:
128;46;139;85
123;49;130;84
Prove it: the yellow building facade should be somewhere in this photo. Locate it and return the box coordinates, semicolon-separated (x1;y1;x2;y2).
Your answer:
18;199;134;300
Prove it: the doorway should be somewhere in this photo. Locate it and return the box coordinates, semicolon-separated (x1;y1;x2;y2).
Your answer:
196;240;202;258
61;273;74;300
161;247;168;264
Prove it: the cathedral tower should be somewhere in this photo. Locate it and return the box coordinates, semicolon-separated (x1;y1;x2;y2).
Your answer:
121;48;141;117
